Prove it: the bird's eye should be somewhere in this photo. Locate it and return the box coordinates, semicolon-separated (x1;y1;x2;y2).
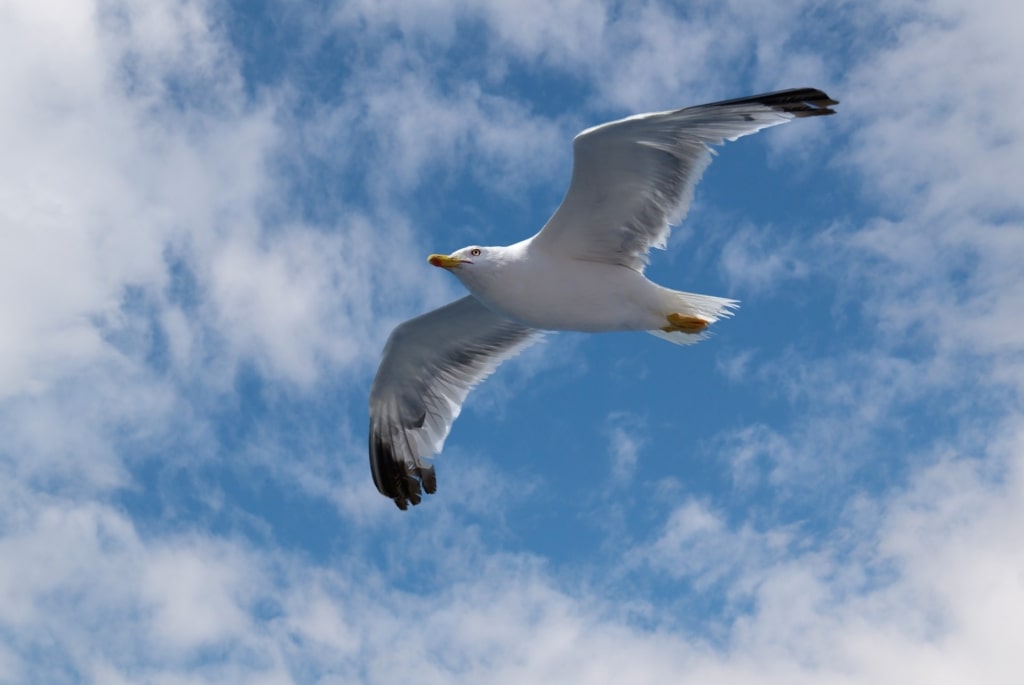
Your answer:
470;248;481;256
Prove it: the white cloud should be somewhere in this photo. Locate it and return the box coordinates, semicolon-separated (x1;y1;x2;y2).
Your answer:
719;224;810;294
206;226;372;385
716;347;755;383
837;0;1024;382
326;0;837;114
605;411;646;485
344;68;569;203
0;0;273;396
629;428;1024;683
140;543;253;652
636;497;795;593
2;426;1020;683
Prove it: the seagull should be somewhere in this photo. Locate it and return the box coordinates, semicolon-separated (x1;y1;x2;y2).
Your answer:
369;88;838;509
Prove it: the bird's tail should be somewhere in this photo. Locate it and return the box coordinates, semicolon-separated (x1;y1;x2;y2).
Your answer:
647;288;739;345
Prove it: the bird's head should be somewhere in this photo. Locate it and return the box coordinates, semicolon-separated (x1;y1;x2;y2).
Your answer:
427;245;502;279
427;245;487;269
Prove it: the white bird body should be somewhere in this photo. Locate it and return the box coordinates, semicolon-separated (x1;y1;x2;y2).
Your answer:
368;88;839;509
449;240;734;335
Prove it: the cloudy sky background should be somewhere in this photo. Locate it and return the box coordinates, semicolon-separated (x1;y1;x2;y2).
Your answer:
2;0;1022;682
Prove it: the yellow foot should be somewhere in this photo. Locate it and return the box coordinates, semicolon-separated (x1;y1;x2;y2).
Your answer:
661;313;710;334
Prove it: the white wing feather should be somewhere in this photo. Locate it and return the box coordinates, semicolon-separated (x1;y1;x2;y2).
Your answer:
369;296;540;509
531;88;838;272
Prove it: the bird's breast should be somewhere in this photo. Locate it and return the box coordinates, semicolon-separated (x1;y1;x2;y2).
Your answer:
465;256;660;332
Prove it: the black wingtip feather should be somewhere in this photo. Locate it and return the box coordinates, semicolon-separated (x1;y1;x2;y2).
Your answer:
369;426;435;510
703;87;839;117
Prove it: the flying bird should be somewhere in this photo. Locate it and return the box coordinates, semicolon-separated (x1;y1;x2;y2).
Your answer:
369;87;838;509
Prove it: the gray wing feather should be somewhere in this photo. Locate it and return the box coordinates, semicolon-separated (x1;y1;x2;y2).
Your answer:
369;295;540;509
532;88;838;272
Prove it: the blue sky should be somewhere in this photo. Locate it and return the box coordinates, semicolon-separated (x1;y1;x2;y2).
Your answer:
2;0;1022;682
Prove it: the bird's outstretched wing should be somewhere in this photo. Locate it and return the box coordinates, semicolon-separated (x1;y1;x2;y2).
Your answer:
369;296;541;509
531;88;838;272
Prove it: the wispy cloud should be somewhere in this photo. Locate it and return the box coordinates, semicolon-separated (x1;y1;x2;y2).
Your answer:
719;223;810;294
4;430;1020;682
605;411;646;486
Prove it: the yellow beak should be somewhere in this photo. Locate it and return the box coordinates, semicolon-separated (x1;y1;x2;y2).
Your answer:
427;253;466;269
